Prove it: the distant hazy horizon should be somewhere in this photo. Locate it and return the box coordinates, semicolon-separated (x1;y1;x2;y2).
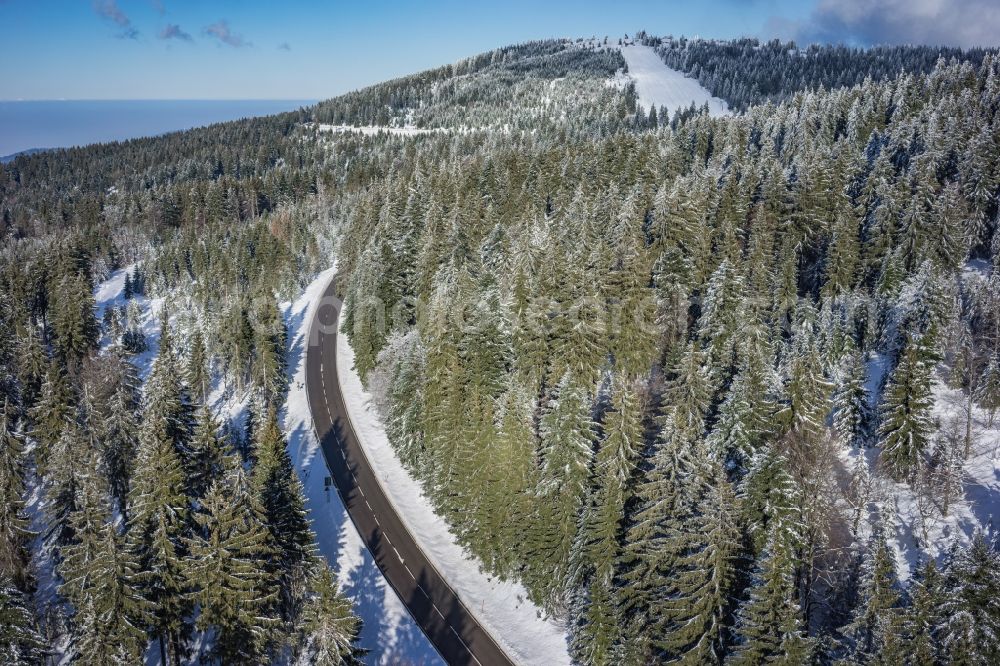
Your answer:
0;99;316;158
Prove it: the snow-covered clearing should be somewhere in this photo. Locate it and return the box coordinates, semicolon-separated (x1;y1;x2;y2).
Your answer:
335;301;572;666
314;123;499;138
852;266;1000;582
619;44;729;118
316;124;443;137
282;268;443;665
844;368;1000;582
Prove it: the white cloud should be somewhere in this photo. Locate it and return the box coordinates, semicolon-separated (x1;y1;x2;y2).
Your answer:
204;20;250;48
775;0;1000;48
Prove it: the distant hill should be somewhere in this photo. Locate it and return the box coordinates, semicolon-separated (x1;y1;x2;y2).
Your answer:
0;147;48;163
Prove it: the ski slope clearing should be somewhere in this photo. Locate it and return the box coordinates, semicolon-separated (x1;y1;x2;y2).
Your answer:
620;44;729;117
335;306;573;666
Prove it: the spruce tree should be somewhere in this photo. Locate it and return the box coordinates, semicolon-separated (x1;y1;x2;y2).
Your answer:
775;338;832;442
144;314;195;475
186;328;209;405
572;380;643;664
738;449;803;558
529;373;596;602
707;357;775;474
28;362;73;471
0;407;34;591
842;515;902;661
15;324;47;411
252;407;315;621
619;413;712;662
126;414;191;666
833;350;872;449
698;259;745;377
0;575;47;664
385;332;426;469
295;567;364;666
50;271;99;367
938;532;1000;664
187;404;228;500
976;352;1000;426
877;336;935;481
899;559;944;665
662;341;712;442
59;462;148;665
660;474;739;663
93;350;141;518
44;419;87;546
252;288;287;404
729;527;812;665
187;465;280;663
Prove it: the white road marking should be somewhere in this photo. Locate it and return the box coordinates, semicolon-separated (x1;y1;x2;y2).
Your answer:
404;564;416;580
451;629;482;664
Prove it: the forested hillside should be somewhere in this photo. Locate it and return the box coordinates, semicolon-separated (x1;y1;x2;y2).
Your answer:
644;31;993;111
335;47;1000;664
2;32;1000;664
0;39;631;663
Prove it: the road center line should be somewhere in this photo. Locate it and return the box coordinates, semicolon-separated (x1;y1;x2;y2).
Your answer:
451;629;483;665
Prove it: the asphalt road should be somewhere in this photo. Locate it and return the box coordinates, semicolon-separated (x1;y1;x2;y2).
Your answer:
306;274;515;666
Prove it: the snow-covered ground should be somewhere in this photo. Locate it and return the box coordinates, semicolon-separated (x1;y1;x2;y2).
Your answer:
282;268;443;665
335;301;572;666
851;266;1000;581
619;44;729;118
871;374;1000;581
316;124;443;137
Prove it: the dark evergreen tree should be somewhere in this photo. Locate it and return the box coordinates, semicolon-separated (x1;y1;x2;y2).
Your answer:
295;567;364;666
126;413;191;666
0;575;47;664
619;413;712;662
28;362;73;470
833;350;872;449
49;271;99;367
0;406;34;591
252;407;315;621
186;327;209;404
938;532;1000;664
729;526;813;665
571;380;642;664
59;461;148;665
877;335;935;481
187;404;228;500
842;516;902;661
660;474;739;663
187;465;280;663
93;350;141;518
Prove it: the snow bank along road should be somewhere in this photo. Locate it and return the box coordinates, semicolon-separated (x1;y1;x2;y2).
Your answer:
305;274;514;666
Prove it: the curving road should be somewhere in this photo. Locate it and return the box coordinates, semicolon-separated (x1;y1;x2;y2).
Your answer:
306;274;514;666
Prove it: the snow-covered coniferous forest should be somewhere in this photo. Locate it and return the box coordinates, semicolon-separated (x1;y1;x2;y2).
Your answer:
2;29;1000;665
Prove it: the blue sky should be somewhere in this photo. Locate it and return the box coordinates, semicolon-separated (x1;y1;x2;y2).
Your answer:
2;0;997;100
